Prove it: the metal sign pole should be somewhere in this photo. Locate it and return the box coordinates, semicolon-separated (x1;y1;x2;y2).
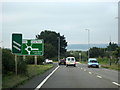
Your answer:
23;55;26;61
15;54;17;75
35;55;37;65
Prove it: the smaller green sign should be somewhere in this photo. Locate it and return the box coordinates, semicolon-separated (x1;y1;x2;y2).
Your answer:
12;34;22;54
22;39;44;55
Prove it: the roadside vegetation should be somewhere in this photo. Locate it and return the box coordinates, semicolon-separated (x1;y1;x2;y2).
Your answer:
2;48;54;88
67;42;120;71
2;30;68;88
2;30;120;88
2;64;53;88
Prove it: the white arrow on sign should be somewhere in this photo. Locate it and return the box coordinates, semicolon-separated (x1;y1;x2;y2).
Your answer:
13;41;21;51
13;45;21;51
13;41;21;47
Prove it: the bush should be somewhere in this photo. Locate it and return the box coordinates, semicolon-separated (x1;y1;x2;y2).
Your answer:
2;48;27;75
17;56;27;74
26;56;45;65
26;56;34;64
97;57;117;65
37;56;45;64
2;48;15;74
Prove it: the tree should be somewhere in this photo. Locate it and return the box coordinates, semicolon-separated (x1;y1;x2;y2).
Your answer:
44;43;57;58
114;47;120;57
36;30;67;58
113;47;120;64
89;47;105;58
107;42;118;51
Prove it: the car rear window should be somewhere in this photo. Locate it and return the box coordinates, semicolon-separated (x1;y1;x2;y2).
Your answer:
68;58;70;61
90;60;97;63
71;58;75;61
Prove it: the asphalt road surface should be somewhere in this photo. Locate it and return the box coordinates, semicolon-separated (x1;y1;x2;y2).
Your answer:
19;63;119;89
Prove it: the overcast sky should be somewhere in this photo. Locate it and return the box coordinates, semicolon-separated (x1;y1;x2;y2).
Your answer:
1;0;119;48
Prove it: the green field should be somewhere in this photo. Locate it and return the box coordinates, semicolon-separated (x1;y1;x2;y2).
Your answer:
2;64;53;88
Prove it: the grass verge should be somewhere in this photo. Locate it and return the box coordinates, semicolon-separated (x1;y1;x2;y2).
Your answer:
101;64;120;71
2;64;53;88
80;61;120;71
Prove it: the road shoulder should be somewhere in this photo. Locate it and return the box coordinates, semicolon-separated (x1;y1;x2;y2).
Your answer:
17;63;58;89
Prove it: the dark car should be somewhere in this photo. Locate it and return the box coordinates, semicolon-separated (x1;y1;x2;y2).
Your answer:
58;59;66;65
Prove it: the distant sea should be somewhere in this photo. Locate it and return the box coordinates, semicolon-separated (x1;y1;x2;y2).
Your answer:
67;44;108;51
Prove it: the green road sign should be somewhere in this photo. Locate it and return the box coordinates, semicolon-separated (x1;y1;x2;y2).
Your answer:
22;39;44;55
12;34;22;54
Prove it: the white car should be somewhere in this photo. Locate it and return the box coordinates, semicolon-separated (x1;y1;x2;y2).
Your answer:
88;58;99;68
45;59;53;64
66;57;76;67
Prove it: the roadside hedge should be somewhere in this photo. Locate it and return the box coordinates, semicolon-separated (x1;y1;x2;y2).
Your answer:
2;48;27;75
2;48;15;75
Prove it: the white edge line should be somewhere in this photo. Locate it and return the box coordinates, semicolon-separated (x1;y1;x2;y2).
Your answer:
34;66;59;90
97;75;102;79
112;82;120;86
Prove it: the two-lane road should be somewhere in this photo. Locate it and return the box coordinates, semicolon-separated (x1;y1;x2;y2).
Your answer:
39;63;119;88
19;63;119;89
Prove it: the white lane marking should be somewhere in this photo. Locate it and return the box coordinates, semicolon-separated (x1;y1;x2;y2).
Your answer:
35;66;59;90
81;68;83;69
84;69;86;71
97;75;102;79
112;82;120;86
89;72;92;74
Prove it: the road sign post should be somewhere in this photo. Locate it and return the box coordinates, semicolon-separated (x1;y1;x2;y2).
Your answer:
22;39;44;65
23;55;26;61
15;55;17;75
12;33;22;75
12;34;44;74
12;34;22;54
22;39;44;56
35;55;37;65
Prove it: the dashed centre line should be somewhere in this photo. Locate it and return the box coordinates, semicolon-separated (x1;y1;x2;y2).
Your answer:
79;66;119;88
97;75;102;79
78;66;120;88
89;72;92;74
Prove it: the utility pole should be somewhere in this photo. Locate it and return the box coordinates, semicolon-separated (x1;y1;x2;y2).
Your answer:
79;53;81;62
85;29;90;60
58;37;60;62
109;36;112;66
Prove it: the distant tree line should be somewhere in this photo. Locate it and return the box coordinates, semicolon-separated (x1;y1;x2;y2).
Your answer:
89;42;120;64
66;42;120;64
89;42;119;58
